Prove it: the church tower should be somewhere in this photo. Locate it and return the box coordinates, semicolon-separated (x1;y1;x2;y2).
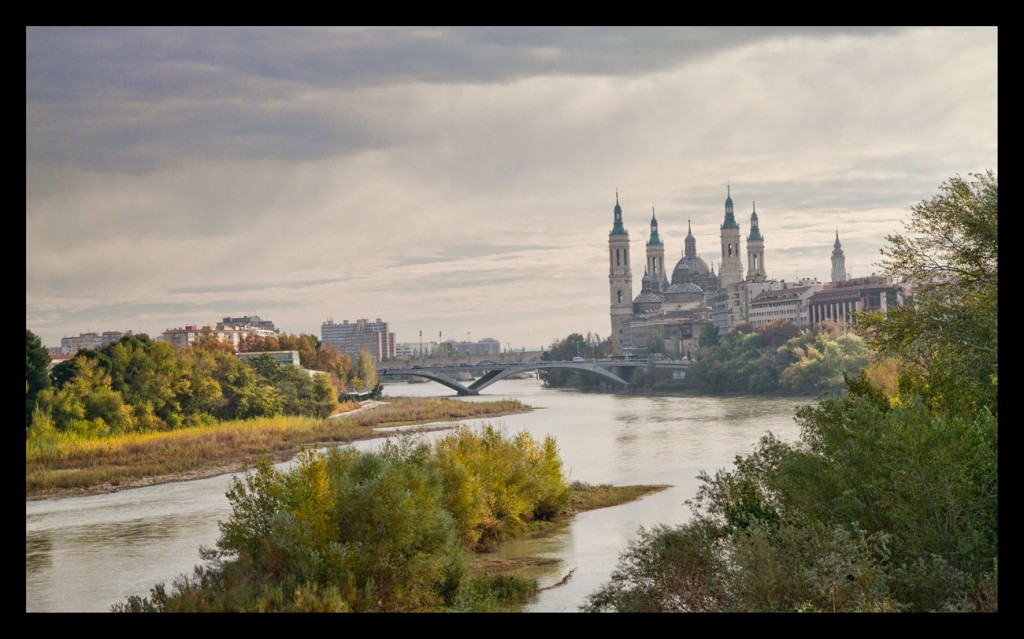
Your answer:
745;200;766;282
644;207;667;293
718;185;744;287
831;230;847;282
609;192;633;353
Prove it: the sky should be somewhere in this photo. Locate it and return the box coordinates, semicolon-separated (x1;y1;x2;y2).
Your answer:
26;26;998;351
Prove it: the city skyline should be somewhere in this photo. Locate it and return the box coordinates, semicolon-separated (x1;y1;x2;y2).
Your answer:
27;27;998;349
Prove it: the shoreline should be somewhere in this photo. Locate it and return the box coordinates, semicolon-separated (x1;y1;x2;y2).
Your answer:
27;397;532;502
26;423;468;502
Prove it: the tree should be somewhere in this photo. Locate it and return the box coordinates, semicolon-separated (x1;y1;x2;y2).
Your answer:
26;330;52;428
354;349;378;392
698;324;720;349
854;170;997;416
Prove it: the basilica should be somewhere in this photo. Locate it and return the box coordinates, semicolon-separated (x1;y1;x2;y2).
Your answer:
607;187;897;358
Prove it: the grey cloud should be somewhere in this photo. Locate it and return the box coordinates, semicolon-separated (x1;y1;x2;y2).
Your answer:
27;27;904;173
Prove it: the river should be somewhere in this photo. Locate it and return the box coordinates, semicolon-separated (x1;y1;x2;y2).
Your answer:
25;376;810;613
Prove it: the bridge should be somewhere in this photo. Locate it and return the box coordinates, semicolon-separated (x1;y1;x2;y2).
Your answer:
380;358;691;396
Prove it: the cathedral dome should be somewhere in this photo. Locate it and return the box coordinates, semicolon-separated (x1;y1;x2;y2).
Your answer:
671;254;711;283
665;282;703;295
633;291;665;304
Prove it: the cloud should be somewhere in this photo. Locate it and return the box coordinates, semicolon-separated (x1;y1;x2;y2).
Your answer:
26;27;997;349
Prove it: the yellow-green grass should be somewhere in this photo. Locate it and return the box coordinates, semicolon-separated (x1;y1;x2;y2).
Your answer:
27;397;531;499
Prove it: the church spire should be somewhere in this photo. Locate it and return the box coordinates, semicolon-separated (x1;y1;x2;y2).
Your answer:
648;206;662;244
831;229;847;282
684;218;698;257
721;184;738;229
611;190;626;234
747;200;762;241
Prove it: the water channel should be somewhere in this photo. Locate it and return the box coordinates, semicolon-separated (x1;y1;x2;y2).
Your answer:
26;376;810;613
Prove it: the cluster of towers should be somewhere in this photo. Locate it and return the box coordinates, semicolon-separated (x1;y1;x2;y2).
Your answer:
608;186;852;355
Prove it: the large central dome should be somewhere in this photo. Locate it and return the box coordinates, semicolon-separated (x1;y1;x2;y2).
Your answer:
671;254;711;284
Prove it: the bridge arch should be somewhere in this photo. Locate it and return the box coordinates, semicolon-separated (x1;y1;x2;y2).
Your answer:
381;361;637;396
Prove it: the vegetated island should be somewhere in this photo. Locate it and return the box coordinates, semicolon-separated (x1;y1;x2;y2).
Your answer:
26;396;527;500
26;396;670;510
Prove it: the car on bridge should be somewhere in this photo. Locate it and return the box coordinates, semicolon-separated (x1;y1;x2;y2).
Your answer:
572;356;585;362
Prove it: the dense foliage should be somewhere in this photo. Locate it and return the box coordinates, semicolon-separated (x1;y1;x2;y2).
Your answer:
539;332;615;389
26;330;52;427
26;334;343;437
855;169;998;418
582;173;998;612
687;320;871;395
113;425;571;612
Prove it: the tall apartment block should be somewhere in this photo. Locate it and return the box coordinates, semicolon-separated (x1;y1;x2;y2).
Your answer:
321;318;395;363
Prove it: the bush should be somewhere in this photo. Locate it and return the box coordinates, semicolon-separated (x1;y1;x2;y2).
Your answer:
116;425;571;612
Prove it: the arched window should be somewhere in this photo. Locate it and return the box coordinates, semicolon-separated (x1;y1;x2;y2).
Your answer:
617;289;623;303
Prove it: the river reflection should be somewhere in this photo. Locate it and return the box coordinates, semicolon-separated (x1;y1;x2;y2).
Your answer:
26;377;809;612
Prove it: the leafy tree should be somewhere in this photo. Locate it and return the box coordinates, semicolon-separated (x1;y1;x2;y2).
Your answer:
26;330;52;428
244;353;337;417
855;170;997;417
354;349;378;392
31;356;134;436
190;332;235;355
698;323;720;348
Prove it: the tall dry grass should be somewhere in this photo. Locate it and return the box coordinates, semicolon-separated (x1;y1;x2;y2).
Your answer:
26;396;530;497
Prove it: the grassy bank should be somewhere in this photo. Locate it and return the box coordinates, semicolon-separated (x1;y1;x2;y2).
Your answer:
26;396;531;499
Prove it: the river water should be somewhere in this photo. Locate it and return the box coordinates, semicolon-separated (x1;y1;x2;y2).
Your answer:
26;377;810;613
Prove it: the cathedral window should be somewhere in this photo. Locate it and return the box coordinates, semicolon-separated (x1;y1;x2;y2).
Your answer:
618;290;623;303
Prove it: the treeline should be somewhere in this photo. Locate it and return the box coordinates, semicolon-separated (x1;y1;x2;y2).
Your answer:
685;319;872;395
24;332;374;437
114;425;571;612
583;171;998;612
539;322;872;396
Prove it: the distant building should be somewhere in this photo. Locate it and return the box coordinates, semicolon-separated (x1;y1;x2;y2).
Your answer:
396;341;440;358
806;275;905;333
321;318;395;363
453;338;501;356
217;315;280;334
748;281;823;328
60;330;132;355
161;324;267;350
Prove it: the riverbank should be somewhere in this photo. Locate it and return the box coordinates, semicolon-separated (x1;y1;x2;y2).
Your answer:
26;396;532;500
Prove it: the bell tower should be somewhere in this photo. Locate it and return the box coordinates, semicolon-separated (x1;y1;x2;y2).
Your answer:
609;191;633;354
718;184;744;287
831;230;847;282
746;200;766;282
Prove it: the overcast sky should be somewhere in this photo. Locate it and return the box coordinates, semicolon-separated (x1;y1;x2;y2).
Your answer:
26;26;997;350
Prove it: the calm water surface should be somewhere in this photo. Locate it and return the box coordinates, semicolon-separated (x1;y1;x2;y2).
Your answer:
26;377;809;612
